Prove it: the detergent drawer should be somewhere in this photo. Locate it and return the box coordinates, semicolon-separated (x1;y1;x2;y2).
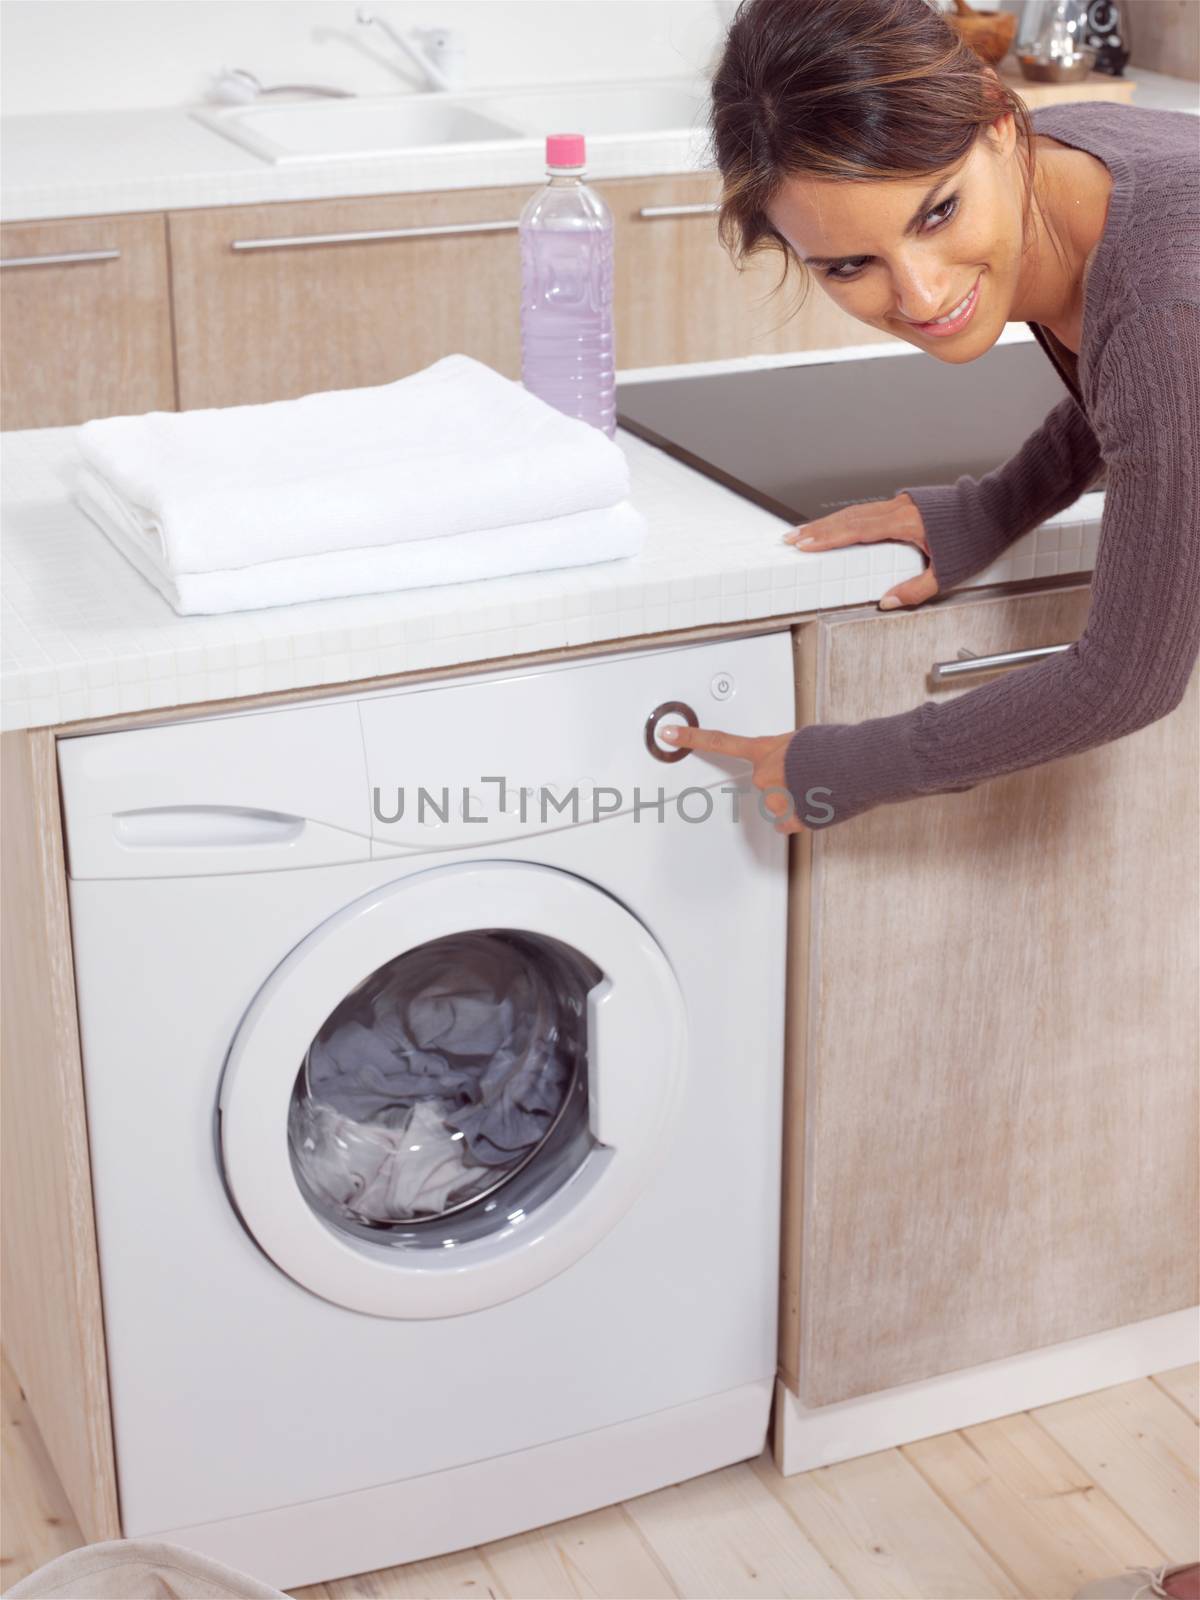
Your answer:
57;699;371;879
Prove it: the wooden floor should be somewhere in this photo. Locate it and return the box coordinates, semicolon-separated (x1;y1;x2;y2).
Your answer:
3;1354;1196;1600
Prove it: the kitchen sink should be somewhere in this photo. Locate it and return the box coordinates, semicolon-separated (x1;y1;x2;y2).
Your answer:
191;77;711;165
192;96;526;164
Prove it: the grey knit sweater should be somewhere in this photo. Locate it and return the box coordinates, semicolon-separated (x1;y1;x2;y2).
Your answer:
783;100;1200;829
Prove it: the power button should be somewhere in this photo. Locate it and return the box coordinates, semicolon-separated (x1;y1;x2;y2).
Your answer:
645;701;697;763
710;672;735;702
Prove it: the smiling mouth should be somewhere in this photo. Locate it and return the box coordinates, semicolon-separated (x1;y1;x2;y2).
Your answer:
906;273;983;334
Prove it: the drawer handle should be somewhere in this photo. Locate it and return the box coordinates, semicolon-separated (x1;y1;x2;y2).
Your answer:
635;204;720;220
931;643;1071;684
230;219;520;252
113;805;305;849
1;249;121;269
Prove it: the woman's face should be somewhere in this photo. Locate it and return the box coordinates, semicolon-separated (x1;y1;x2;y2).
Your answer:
763;112;1027;362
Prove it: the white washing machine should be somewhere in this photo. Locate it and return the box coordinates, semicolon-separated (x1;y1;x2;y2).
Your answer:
57;628;794;1591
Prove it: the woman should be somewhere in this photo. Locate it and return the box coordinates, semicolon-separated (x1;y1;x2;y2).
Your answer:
659;5;1199;1598
659;0;1199;862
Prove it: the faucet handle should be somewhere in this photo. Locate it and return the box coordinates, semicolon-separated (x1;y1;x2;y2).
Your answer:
355;8;465;93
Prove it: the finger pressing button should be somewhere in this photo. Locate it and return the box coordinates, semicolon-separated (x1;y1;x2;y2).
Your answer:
645;700;697;763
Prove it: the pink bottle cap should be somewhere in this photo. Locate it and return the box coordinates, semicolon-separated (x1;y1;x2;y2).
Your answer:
545;133;585;169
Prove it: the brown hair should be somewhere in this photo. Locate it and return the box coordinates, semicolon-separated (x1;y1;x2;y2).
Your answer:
708;0;1047;311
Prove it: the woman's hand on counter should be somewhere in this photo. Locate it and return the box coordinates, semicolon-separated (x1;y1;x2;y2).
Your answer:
783;490;939;610
662;494;941;829
655;727;807;835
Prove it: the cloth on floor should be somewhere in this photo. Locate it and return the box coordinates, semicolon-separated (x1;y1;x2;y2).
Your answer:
73;477;647;616
304;933;575;1170
70;353;632;575
2;1537;287;1599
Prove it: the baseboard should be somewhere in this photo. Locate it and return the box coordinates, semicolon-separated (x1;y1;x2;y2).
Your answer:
773;1307;1199;1476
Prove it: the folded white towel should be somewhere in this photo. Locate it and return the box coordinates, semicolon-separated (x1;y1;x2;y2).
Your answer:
74;482;647;615
73;354;631;576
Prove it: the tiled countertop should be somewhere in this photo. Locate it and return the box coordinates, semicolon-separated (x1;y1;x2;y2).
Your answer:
0;334;1104;734
2;68;1196;222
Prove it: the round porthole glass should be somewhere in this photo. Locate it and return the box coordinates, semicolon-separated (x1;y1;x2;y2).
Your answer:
287;929;603;1250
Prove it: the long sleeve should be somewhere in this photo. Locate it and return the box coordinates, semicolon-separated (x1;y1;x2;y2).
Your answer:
784;303;1200;830
897;390;1104;594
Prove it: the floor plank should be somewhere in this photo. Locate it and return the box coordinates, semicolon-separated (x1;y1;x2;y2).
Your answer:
751;1442;1021;1599
903;1410;1168;1600
293;1546;503;1600
482;1502;678;1599
1154;1365;1200;1424
623;1457;851;1599
0;1352;84;1590
1032;1378;1200;1558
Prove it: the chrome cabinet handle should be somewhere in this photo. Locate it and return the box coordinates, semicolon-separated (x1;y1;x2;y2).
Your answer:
1;249;121;269
230;207;719;252
230;219;520;252
635;203;720;219
931;643;1071;685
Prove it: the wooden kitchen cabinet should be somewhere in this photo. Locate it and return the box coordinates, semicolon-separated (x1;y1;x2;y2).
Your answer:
167;185;529;409
168;174;898;411
780;582;1199;1408
0;214;176;429
0;727;119;1541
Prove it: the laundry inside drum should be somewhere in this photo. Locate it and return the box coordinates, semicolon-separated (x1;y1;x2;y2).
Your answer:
288;929;602;1249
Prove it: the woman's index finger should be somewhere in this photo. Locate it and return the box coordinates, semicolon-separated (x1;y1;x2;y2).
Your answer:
658;724;752;759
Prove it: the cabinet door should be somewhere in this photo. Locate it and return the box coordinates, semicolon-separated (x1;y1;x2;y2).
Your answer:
781;584;1199;1407
168;187;529;410
597;171;900;369
1;215;175;429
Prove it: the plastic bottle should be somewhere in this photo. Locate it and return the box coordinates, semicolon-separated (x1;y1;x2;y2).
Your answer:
518;132;616;438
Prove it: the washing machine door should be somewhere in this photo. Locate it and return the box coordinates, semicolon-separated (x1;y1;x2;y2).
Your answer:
219;860;686;1318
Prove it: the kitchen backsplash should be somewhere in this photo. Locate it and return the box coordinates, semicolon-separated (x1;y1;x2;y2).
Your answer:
1;0;729;116
4;0;1194;119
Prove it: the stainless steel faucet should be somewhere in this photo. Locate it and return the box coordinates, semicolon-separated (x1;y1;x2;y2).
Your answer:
355;8;464;92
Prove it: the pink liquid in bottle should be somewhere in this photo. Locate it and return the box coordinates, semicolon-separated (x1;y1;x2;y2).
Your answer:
518;132;616;438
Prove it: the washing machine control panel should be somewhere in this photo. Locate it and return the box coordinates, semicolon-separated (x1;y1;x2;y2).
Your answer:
360;635;794;847
56;634;797;872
